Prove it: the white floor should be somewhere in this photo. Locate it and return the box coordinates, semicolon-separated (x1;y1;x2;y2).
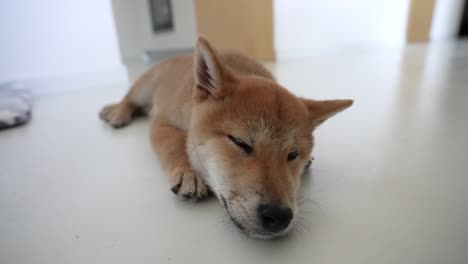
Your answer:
1;43;468;264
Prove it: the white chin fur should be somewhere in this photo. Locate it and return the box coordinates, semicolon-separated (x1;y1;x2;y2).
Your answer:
247;227;291;239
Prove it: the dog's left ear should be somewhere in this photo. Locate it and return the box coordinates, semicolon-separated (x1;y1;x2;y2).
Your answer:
302;99;353;127
193;37;236;100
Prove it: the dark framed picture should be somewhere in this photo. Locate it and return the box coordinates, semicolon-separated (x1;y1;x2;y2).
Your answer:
148;0;174;33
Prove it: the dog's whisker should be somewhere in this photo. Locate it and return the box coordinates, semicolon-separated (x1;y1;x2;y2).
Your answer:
294;219;311;244
186;141;210;174
194;148;208;172
297;195;325;215
298;210;317;214
211;189;248;202
211;189;239;194
187;141;205;157
293;216;309;243
224;198;244;208
293;223;305;243
296;216;312;235
221;214;237;235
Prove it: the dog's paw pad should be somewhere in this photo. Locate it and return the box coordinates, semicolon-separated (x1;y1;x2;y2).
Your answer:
99;103;132;129
170;170;209;200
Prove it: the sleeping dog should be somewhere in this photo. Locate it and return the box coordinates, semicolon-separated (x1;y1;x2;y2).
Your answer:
100;37;353;239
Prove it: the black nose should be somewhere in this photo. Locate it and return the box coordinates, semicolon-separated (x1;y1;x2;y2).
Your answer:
257;204;293;232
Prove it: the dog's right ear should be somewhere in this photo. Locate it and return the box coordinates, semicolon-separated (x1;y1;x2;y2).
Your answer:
302;99;354;127
194;37;236;100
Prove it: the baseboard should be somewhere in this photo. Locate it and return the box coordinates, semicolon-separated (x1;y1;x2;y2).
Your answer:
144;48;194;62
16;65;129;97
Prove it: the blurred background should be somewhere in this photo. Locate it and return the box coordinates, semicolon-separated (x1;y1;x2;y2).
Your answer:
0;0;466;92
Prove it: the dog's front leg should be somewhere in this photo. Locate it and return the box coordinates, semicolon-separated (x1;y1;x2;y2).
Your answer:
150;119;209;200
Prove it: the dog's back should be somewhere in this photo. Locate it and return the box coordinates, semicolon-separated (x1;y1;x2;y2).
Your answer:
102;50;274;130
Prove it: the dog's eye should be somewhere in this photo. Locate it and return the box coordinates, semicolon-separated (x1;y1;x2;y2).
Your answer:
228;135;253;154
287;150;299;161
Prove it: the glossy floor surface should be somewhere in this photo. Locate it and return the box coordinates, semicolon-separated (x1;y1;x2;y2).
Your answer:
1;43;468;264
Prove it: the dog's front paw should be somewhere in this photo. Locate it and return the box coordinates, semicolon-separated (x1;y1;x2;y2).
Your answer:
170;169;209;200
99;103;132;128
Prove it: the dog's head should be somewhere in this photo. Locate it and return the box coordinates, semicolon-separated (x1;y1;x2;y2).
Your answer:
187;38;353;239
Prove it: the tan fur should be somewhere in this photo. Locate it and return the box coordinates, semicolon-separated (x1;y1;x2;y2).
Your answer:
100;37;353;239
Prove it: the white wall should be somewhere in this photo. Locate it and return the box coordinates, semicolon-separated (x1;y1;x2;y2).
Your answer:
0;0;125;83
431;0;464;42
113;0;413;61
274;0;410;59
111;0;144;60
112;0;197;61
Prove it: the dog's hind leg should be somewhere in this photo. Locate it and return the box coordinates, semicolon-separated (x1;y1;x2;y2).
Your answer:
99;68;157;128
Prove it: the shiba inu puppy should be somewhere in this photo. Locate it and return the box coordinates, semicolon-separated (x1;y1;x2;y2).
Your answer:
100;37;352;239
